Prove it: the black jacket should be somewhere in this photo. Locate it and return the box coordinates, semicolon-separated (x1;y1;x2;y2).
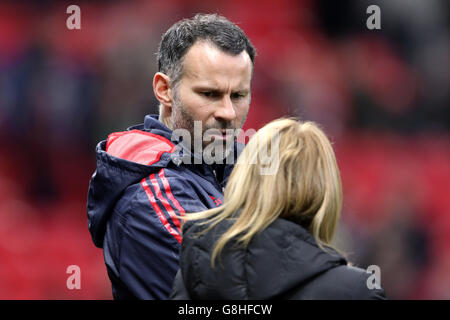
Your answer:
170;218;387;300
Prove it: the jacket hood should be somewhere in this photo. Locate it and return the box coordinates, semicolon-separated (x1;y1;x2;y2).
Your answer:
180;218;347;299
87;115;176;248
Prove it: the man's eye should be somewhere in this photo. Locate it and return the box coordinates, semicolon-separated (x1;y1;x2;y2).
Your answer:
231;93;245;99
201;91;218;98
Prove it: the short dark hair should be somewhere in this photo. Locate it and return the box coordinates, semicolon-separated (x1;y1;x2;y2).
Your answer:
157;13;256;87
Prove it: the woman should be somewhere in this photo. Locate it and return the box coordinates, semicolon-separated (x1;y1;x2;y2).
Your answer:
170;118;386;299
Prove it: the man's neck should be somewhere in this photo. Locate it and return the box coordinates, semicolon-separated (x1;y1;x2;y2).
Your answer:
159;115;174;130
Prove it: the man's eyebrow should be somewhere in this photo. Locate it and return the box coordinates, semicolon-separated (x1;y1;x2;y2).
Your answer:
193;86;220;91
192;86;250;94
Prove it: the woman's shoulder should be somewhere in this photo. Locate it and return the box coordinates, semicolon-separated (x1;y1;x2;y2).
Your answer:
289;264;387;300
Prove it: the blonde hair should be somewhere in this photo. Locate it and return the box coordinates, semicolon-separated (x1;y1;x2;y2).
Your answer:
182;118;343;267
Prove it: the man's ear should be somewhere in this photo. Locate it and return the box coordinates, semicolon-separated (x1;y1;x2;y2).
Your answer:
153;72;173;115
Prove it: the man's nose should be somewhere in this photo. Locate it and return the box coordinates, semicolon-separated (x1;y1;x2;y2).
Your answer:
215;95;236;122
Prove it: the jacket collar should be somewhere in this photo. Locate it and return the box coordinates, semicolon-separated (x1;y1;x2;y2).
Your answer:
139;114;242;180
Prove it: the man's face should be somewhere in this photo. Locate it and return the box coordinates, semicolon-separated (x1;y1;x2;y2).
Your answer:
170;40;253;157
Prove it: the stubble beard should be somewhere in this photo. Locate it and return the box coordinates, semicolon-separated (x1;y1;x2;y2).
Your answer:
170;98;243;163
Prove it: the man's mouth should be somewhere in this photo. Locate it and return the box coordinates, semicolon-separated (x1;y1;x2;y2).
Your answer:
208;129;235;141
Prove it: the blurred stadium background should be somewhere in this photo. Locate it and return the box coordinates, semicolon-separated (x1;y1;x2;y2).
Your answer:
0;0;448;299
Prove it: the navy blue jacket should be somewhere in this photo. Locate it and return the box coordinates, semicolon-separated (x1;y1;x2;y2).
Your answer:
87;115;240;299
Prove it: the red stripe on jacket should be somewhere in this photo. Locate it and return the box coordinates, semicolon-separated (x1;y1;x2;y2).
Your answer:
149;173;182;233
159;169;186;216
140;177;182;244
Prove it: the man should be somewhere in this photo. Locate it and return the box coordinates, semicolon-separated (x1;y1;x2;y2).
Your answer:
87;14;256;299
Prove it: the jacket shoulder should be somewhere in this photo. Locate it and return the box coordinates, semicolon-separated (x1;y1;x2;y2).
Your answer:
113;167;211;244
106;129;176;166
287;265;387;300
326;265;386;299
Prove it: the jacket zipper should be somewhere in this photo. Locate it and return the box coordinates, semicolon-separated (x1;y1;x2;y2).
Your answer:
212;168;225;193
